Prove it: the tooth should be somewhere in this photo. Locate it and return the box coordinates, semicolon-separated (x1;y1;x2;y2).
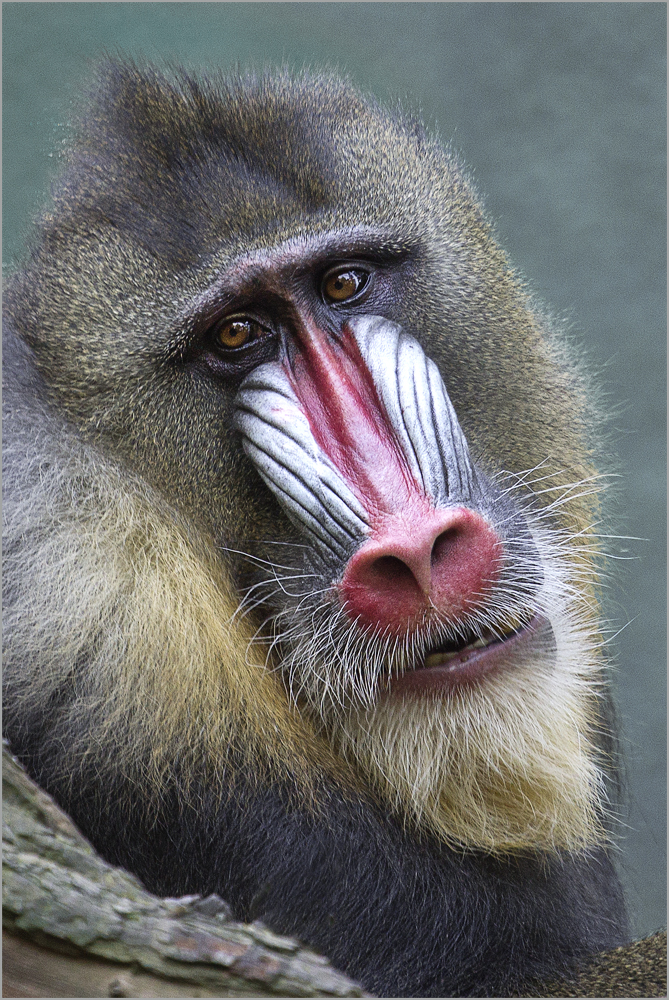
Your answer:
425;650;458;668
419;618;532;672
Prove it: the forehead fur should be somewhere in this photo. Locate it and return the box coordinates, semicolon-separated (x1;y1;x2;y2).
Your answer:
48;61;461;265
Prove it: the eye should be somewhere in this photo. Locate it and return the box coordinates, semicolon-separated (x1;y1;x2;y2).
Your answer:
212;317;268;351
322;267;369;304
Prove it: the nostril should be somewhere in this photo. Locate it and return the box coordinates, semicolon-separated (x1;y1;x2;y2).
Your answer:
339;505;503;636
367;555;419;589
431;527;460;566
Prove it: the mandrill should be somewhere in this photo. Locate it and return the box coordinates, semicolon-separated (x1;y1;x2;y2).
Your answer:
3;61;632;997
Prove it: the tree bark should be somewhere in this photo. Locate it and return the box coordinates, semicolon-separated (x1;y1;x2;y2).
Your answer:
2;743;369;999
3;742;665;999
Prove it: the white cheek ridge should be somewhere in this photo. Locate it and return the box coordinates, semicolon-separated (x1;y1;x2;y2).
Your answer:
235;315;485;566
235;363;370;560
348;315;476;504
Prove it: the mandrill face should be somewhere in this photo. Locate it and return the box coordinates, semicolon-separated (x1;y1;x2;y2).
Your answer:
3;62;630;999
5;64;608;856
208;240;605;854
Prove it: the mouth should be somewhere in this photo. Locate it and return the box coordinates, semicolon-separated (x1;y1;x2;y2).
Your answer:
386;614;544;696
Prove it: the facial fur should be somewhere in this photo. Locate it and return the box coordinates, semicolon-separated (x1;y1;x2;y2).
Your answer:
4;62;612;859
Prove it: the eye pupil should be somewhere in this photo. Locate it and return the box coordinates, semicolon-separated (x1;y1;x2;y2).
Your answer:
324;269;367;303
216;319;255;349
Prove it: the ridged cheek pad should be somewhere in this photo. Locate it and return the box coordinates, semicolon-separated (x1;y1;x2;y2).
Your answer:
233;315;502;633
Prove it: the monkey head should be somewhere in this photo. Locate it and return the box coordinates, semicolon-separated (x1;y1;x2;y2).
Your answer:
4;63;609;855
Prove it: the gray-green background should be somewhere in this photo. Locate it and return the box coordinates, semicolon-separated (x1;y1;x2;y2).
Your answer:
3;2;666;938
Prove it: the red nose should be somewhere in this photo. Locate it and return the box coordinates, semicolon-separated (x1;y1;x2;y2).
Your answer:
339;505;501;636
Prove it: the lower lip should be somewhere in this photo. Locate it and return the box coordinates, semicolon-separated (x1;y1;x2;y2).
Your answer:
386;616;546;697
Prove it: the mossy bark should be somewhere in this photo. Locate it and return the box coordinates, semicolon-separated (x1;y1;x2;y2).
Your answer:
3;742;665;999
2;743;369;999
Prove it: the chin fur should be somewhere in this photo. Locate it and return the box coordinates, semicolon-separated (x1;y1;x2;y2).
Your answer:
331;624;606;852
270;519;611;853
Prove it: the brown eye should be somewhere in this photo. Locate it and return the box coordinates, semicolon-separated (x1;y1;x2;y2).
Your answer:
323;268;368;303
214;318;264;350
